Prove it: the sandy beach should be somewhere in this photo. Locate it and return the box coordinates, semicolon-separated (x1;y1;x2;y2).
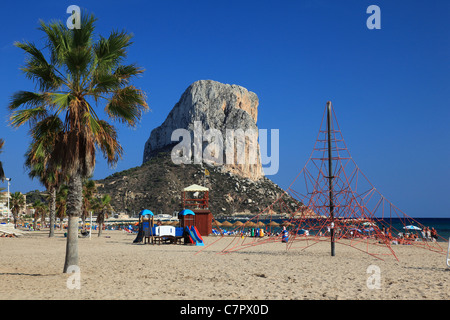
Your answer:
0;229;449;300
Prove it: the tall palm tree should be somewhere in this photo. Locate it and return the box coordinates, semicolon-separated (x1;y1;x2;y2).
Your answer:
9;191;25;228
9;12;148;272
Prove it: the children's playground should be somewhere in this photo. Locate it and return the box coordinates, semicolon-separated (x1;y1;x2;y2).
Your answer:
133;209;204;246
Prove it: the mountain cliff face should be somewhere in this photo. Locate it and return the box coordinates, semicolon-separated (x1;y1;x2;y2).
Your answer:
95;80;300;216
143;80;263;181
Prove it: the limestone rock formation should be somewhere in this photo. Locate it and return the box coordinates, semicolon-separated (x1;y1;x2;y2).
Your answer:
143;80;263;180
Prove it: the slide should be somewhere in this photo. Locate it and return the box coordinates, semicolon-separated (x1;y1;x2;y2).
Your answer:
186;226;204;246
133;221;151;243
133;224;143;243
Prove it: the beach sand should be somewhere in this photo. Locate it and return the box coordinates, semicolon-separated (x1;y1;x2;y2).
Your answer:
0;229;449;300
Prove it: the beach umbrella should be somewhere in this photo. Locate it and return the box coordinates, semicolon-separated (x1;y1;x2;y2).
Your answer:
213;220;222;227
139;209;154;216
256;221;266;227
221;221;233;228
233;221;244;227
244;221;256;228
281;221;292;227
403;225;421;231
267;221;280;227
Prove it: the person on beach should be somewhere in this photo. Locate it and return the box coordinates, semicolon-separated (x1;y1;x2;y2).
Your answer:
431;228;438;242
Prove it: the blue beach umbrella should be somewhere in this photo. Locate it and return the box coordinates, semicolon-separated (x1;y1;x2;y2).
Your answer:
139;209;154;216
179;209;195;216
403;225;421;231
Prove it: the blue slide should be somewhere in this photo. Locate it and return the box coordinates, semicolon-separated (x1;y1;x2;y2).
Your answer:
187;226;204;246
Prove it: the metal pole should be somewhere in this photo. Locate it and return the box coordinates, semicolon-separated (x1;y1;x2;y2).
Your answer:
89;211;92;240
327;101;335;256
446;237;450;268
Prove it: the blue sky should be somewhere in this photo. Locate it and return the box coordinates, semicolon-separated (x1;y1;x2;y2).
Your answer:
0;0;449;217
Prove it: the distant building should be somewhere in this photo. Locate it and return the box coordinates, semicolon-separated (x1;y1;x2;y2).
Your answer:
0;192;10;218
0;192;27;219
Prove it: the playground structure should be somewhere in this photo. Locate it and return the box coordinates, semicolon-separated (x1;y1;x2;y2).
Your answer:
133;209;204;246
198;102;448;260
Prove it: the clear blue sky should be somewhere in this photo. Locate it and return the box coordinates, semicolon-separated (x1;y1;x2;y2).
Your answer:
0;0;449;217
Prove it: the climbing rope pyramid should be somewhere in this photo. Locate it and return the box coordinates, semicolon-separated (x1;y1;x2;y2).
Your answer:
200;102;447;260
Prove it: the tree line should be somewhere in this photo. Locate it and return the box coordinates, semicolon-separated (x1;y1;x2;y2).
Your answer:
5;179;112;237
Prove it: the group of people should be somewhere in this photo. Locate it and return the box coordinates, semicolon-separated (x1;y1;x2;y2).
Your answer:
381;225;439;245
421;226;438;242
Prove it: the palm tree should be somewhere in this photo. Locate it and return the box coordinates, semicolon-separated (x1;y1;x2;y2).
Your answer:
55;184;68;229
93;194;112;237
26;140;63;237
9;192;25;228
0;139;5;181
32;199;45;230
9;12;148;272
82;178;97;227
40;203;49;229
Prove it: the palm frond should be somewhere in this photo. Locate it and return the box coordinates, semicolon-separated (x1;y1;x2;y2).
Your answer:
38;19;71;67
105;86;148;126
10;107;48;128
71;12;96;49
9;91;48;111
64;46;94;83
113;64;144;83
0;162;4;182
95;120;123;167
93;30;133;73
14;41;65;91
29;115;63;145
0;139;5;181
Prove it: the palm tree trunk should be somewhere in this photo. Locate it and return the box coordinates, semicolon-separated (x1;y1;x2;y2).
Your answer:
63;174;83;273
49;187;56;237
13;211;18;229
97;213;104;237
98;222;103;237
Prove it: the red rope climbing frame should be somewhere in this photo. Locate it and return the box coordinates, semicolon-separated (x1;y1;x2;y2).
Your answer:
197;102;447;260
